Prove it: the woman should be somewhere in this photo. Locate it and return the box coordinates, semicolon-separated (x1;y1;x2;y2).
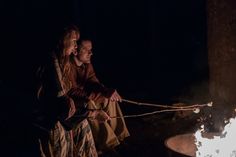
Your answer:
36;26;109;157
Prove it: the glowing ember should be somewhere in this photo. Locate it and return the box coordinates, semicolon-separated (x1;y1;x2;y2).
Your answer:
195;117;236;157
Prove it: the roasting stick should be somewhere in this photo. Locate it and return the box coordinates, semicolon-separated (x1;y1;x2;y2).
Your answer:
109;99;212;119
33;99;213;132
121;98;213;109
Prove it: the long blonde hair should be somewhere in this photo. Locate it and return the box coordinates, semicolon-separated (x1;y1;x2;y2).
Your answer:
56;25;80;92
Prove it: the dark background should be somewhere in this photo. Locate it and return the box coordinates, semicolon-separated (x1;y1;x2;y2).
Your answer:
1;0;208;104
0;0;208;156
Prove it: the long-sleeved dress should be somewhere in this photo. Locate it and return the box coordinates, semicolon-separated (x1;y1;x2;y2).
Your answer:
35;54;98;157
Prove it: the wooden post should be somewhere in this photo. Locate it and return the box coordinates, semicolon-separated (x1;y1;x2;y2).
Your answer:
208;0;236;106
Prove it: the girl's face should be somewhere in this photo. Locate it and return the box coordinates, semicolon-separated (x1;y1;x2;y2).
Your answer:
64;30;80;56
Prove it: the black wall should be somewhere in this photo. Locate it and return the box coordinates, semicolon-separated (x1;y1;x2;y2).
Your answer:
0;1;208;155
1;0;208;108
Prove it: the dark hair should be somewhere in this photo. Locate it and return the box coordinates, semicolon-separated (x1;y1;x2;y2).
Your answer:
77;39;92;52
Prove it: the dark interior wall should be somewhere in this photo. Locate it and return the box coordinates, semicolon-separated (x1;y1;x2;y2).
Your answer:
0;0;76;121
0;2;207;154
73;0;208;103
0;0;207;106
0;2;208;156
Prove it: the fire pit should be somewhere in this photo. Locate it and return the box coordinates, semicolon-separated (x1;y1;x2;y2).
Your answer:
165;132;221;157
165;133;196;157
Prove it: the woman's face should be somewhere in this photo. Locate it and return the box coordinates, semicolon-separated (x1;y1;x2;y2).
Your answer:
64;30;80;56
78;41;93;63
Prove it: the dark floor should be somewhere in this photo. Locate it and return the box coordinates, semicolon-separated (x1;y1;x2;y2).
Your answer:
0;87;201;157
0;109;199;157
100;107;200;157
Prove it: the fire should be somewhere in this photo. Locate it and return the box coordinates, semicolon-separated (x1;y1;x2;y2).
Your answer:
195;117;236;157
